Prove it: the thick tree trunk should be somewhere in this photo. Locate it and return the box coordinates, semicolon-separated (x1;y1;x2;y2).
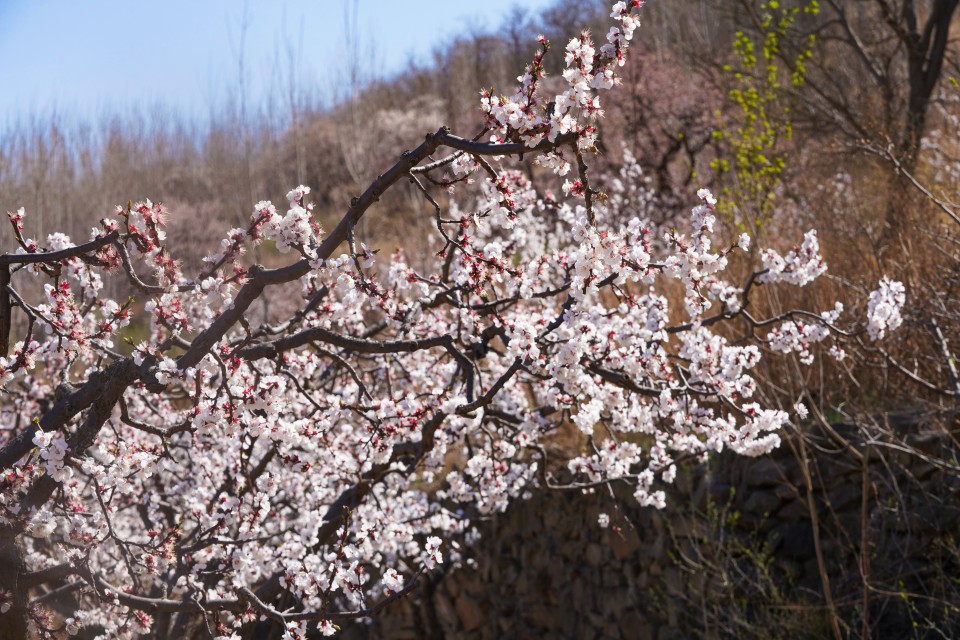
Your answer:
881;0;958;250
902;0;959;160
0;528;28;638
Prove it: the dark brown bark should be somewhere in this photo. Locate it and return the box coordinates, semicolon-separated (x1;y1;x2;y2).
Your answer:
0;530;28;638
873;0;958;246
901;0;960;163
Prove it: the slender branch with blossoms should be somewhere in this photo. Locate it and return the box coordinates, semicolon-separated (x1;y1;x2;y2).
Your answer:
0;3;904;638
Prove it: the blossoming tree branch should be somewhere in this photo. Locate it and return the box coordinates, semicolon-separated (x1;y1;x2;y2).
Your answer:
0;2;904;638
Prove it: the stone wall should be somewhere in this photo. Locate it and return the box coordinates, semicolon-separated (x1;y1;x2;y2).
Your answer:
343;416;960;639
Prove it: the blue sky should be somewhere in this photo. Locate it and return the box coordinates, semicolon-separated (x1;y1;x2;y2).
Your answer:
0;0;555;125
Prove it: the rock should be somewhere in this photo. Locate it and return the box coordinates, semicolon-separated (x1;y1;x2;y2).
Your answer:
587;612;607;630
664;567;683;596
433;591;457;631
610;526;642;560
914;499;960;533
826;484;862;511
674;465;697;494
526;603;558;631
602;569;621;589
618;610;650;638
544;506;561;528
834;513;864;540
775;557;801;580
690;476;733;511
778;498;812;521
744;459;784;488
455;594;485;631
636;569;650;589
775;482;802;499
911;460;938;480
658;626;682;640
767;526;785;553
735;498;780;531
547;557;565;582
445;576;461;598
815;456;859;479
742;489;783;515
586;543;604;567
780;521;815;559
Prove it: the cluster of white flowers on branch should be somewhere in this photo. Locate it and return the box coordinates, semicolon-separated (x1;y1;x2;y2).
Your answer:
0;3;903;638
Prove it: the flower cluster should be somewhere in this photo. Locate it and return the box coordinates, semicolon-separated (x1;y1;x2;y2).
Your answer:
32;430;69;483
760;230;827;286
259;186;323;255
866;276;906;340
480;0;643;166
